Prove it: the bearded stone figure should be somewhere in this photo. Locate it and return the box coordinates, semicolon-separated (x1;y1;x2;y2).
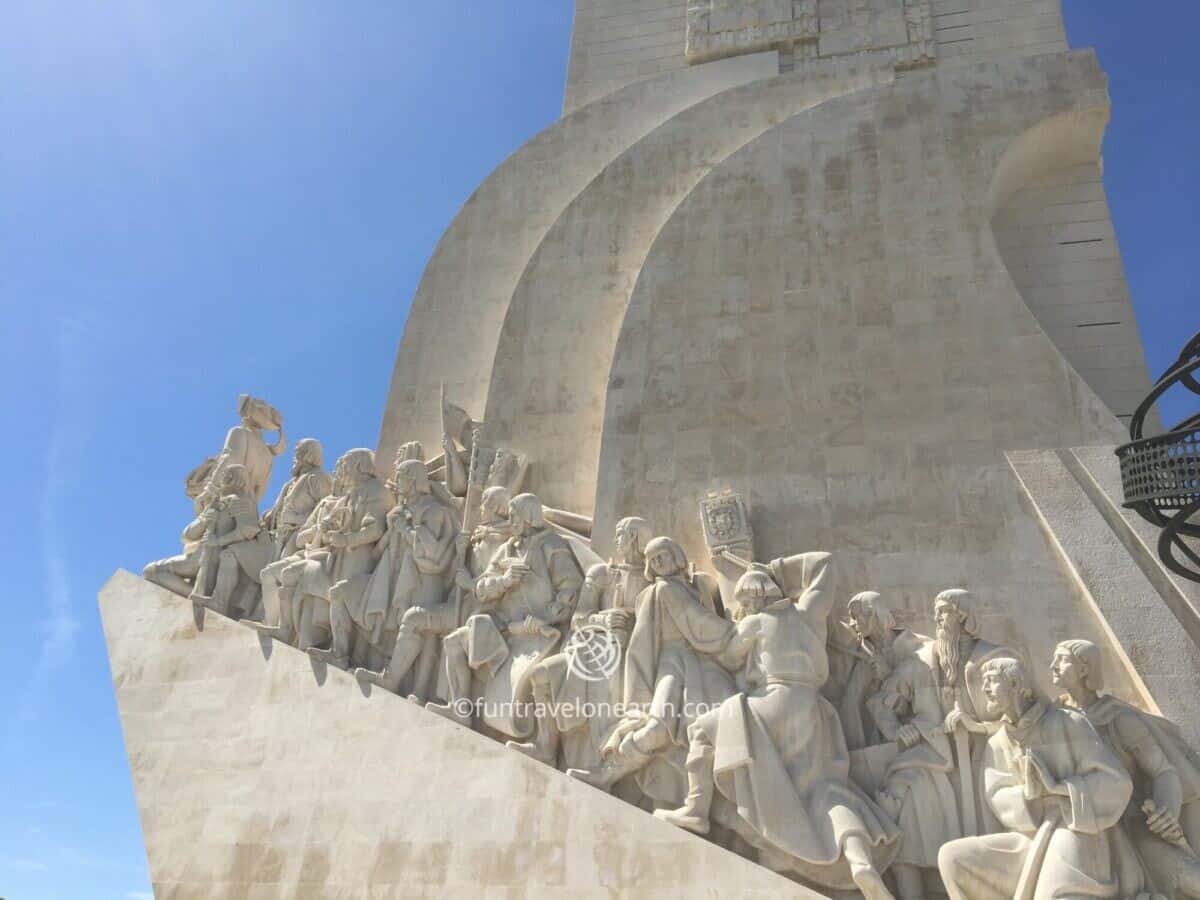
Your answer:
1054;640;1200;898
938;657;1133;900
427;493;583;739
921;588;1016;837
261;438;333;560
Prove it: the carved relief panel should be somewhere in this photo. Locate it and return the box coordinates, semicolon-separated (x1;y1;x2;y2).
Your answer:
686;0;935;69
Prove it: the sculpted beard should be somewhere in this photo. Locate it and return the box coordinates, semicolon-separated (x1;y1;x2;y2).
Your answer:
936;613;962;686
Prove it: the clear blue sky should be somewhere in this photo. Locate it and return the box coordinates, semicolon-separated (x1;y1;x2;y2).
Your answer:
0;3;1196;898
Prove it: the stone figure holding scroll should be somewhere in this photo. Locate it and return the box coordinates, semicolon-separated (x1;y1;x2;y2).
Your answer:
427;493;582;738
261;438;332;559
653;554;901;899
938;657;1133;900
507;516;652;771
1054;639;1200;898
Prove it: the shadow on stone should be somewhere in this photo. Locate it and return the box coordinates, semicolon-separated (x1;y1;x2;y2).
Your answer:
191;600;206;631
309;655;327;686
253;630;274;660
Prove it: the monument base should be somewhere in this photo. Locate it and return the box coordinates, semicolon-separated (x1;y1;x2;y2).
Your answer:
100;571;831;899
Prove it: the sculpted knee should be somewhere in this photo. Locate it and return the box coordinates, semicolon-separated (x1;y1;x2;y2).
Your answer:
400;606;429;631
937;837;969;886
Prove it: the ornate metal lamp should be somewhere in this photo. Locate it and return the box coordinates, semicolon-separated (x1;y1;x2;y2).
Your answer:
1116;331;1200;581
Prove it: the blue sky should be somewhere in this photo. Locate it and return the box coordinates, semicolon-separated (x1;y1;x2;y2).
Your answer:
0;3;1196;898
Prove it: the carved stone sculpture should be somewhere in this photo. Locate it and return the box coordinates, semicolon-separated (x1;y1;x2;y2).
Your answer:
922;589;1017;837
850;594;961;900
185;463;273;619
652;555;901;898
938;657;1133;900
840;591;923;752
1054;640;1200;897
335;459;460;699
427;493;583;738
254;475;347;646
200;394;285;507
261;438;333;559
567;536;734;802
303;449;393;668
506;516;652;772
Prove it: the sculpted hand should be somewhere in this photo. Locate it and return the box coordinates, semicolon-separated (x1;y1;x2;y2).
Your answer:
504;563;531;587
945;707;985;734
896;724;922;749
1144;801;1186;845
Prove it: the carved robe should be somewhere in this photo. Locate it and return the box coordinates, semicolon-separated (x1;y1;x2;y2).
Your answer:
868;651;961;868
699;553;901;891
1082;694;1200;896
622;570;737;805
463;528;583;739
263;467;333;558
939;702;1133;900
540;562;649;771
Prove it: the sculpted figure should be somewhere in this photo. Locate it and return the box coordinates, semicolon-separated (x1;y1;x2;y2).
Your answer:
200;394;286;508
454;486;513;623
653;556;901;899
186;463;273;619
938;657;1133;900
506;516;652;771
255;469;347;646
143;462;223;597
261;438;332;559
841;591;924;751
1055;640;1200;898
301;449;392;667
334;459;461;699
568;537;735;805
850;593;960;900
426;493;583;740
923;588;1016;836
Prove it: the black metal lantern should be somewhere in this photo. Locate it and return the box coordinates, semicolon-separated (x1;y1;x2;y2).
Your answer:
1116;331;1200;582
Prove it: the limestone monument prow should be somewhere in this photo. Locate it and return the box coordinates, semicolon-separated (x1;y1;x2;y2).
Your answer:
105;1;1200;897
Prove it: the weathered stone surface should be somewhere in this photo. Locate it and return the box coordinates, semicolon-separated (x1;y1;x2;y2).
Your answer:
101;571;829;899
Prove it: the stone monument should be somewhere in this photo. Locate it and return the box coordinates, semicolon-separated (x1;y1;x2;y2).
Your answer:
102;1;1200;897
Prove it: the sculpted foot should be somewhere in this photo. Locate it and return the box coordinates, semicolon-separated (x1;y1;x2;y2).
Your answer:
425;701;470;727
307;646;348;669
506;740;554;766
354;667;385;687
653;807;710;835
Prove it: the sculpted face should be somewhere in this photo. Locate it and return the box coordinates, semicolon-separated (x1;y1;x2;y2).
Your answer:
847;605;877;642
982;668;1016;718
613;525;635;563
648;546;677;577
934;600;961;643
1050;648;1084;693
